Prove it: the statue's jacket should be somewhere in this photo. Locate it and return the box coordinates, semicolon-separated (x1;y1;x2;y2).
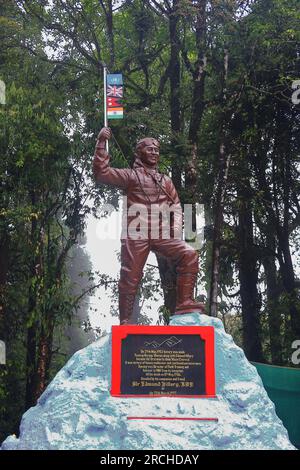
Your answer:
93;143;182;239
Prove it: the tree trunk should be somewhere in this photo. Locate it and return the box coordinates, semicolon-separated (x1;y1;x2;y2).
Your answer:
209;48;230;317
254;206;283;364
273;105;300;339
209;143;231;317
0;234;9;338
156;0;182;315
238;193;264;362
156;254;177;316
185;1;207;235
262;233;283;364
169;0;182;191
277;230;300;339
106;0;115;69
33;321;54;401
132;292;142;324
25;191;39;409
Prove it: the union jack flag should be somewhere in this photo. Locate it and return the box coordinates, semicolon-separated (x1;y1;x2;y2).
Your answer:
107;85;123;98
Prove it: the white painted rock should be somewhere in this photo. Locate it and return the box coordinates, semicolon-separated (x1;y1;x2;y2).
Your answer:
1;313;295;450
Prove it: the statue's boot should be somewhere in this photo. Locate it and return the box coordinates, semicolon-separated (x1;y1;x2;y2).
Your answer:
119;293;136;325
174;273;205;315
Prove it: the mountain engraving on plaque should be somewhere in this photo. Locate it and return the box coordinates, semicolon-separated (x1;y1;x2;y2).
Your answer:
144;336;182;349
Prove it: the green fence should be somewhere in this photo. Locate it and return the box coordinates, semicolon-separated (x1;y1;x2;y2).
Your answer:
252;362;300;449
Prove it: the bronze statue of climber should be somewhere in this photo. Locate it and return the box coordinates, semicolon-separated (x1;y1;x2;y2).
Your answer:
93;127;204;324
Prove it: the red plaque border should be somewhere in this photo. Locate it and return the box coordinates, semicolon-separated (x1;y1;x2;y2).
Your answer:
110;325;216;398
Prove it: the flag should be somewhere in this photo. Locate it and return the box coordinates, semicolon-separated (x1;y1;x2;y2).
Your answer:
107;74;123;86
107;97;122;107
107;108;123;119
106;73;124;120
107;85;123;97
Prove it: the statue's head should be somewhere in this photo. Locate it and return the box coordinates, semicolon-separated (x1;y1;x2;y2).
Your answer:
134;137;160;169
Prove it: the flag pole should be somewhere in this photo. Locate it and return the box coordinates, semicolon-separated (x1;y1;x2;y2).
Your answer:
103;64;109;153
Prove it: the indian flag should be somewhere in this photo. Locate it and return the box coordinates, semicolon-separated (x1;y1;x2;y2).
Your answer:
107;107;123;119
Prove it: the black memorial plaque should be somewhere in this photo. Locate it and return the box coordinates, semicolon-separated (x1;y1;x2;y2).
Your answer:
120;334;205;396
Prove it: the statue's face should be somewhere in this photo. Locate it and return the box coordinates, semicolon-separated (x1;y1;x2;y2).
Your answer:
137;138;160;168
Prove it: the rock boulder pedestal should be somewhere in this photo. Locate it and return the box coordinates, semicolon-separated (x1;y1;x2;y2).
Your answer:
1;313;295;450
